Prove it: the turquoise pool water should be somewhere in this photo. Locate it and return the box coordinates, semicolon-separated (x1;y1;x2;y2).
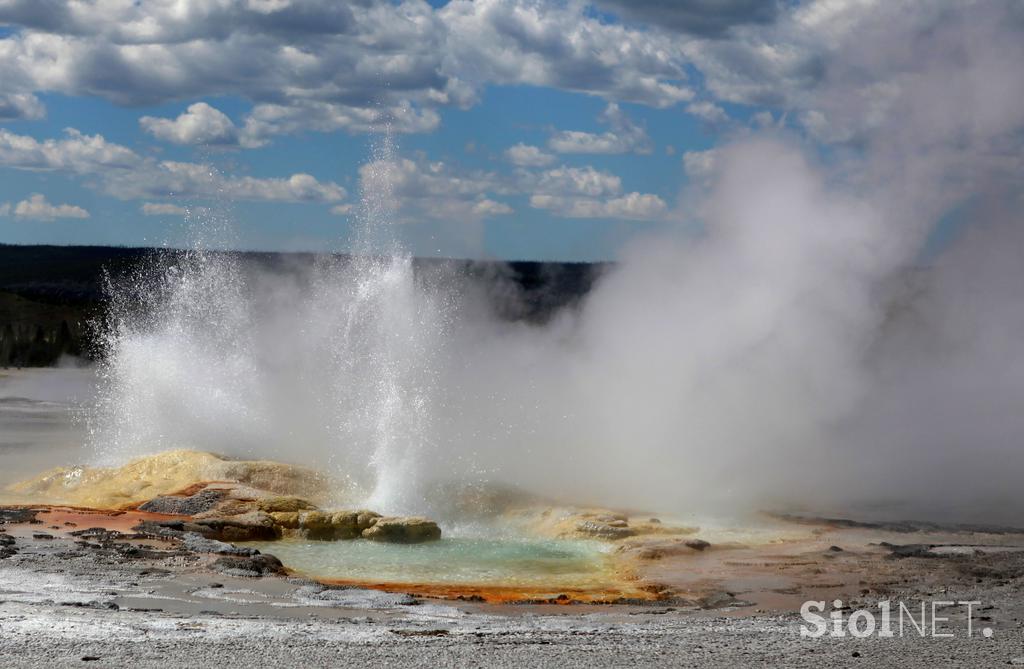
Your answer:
244;536;612;588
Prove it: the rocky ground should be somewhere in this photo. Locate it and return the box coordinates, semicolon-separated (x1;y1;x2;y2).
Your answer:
1;505;1024;667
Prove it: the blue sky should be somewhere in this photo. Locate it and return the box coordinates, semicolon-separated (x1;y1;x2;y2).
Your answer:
0;0;999;261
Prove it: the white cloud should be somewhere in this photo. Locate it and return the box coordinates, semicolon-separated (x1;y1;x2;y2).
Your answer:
3;193;90;220
354;149;654;223
109;163;347;203
602;192;668;219
682;149;719;180
141;202;187;216
358;156;511;222
0;0;783;151
330;204;354;216
0;1;457;146
0;0;698;127
680;18;822;109
686;101;729;124
240;101;441;148
0;0;699;150
0;92;45;121
525;163;665;221
472;199;513;215
548;104;652;155
5;0;1003;159
532;166;622;198
140;103;239;146
530;192;667;220
505;143;555;167
441;0;694;108
594;0;779;38
0;127;348;205
0;128;141;172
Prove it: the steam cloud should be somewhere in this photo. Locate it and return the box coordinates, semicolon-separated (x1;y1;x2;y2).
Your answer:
90;1;1024;523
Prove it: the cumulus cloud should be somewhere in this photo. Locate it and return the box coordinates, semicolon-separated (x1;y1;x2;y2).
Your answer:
0;0;699;126
594;0;780;37
504;143;555;167
0;128;140;172
530;191;667;220
355;149;669;224
0;0;699;148
108;163;347;203
531;165;622;198
0;0;457;145
472;199;513;216
140;103;240;146
358;156;512;223
3;0;991;155
548;103;651;155
140;202;187;216
682;148;719;180
354;151;660;223
678;8;825;109
0;0;889;152
524;164;666;220
0;92;45;120
330;204;354;216
239;101;442;148
1;193;90;220
439;0;695;108
685;100;729;124
0;0;361;41
0;127;348;204
141;100;404;152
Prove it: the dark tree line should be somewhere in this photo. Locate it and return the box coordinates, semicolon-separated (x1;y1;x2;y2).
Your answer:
0;244;602;368
0;318;92;368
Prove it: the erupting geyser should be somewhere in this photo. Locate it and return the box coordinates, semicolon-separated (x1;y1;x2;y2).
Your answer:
89;133;453;515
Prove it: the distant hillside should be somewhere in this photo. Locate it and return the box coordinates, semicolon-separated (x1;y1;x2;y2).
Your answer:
0;244;603;367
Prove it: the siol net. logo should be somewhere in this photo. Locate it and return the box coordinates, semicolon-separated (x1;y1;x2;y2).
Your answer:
800;599;993;639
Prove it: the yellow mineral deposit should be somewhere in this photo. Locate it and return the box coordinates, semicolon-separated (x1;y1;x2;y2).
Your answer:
3;449;331;509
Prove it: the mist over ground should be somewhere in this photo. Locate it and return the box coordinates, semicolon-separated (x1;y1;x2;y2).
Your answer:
80;0;1024;524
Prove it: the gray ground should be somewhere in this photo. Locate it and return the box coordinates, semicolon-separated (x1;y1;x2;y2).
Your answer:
0;524;1022;668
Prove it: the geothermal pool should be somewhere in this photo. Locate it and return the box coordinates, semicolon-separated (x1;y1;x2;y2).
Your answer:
243;535;614;592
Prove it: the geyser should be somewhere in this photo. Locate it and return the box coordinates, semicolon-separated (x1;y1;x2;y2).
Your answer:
90;134;453;516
